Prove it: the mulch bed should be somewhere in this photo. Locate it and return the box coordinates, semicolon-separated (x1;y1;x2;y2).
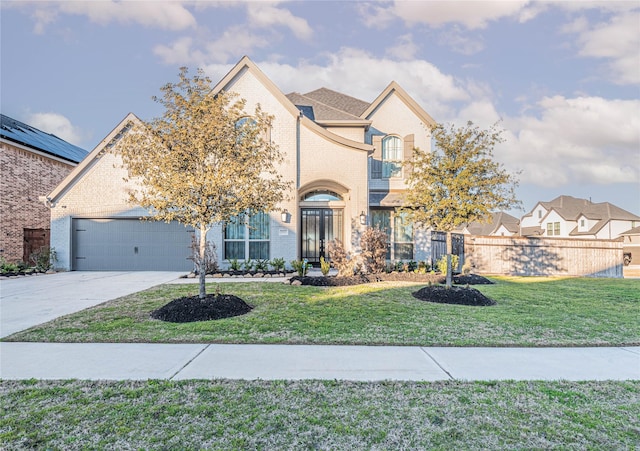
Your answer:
151;294;253;323
412;285;497;306
289;273;494;287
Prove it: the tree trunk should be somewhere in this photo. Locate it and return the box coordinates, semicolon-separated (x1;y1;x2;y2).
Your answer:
445;230;453;288
198;225;208;299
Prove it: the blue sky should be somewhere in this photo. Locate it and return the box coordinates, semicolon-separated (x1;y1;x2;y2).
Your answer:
2;0;639;216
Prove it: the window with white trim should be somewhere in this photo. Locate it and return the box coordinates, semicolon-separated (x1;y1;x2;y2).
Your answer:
546;222;560;236
224;212;270;260
382;135;402;178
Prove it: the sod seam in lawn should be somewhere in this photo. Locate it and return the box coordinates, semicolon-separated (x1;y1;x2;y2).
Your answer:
4;277;639;347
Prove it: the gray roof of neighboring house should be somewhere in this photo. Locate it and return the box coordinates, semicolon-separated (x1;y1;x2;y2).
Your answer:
0;114;88;163
302;87;371;117
540;195;640;222
285;92;365;121
459;212;520;235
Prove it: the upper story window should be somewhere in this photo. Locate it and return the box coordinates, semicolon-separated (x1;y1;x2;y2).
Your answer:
382;135;402;178
546;222;560;236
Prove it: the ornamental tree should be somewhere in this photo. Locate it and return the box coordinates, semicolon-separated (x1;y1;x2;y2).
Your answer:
402;121;520;287
116;67;290;298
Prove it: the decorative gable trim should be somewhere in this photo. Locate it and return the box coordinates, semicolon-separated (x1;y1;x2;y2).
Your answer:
47;113;142;203
362;81;436;127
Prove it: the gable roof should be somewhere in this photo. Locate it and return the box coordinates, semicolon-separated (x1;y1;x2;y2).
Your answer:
211;56;372;152
540;195;640;223
47;113;141;203
1;114;88;163
302;87;370;117
459;212;520;235
361;81;436;127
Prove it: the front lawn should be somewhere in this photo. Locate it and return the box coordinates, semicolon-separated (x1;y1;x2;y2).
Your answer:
2;379;638;450
5;276;639;346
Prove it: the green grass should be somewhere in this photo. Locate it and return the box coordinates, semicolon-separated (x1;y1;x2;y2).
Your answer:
4;277;639;346
1;379;638;450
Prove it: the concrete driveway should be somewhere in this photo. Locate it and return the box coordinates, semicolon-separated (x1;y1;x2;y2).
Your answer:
0;271;183;338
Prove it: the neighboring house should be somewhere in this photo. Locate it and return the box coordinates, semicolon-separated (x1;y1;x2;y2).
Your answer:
46;56;437;271
0;114;87;263
620;226;640;266
457;212;520;237
520;195;640;239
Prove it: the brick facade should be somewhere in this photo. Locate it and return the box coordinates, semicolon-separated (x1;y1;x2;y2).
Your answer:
0;141;76;262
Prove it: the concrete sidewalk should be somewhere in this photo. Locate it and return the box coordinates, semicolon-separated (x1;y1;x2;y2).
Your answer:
1;342;638;381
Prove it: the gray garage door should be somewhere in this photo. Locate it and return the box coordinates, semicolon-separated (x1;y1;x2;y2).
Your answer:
72;218;194;271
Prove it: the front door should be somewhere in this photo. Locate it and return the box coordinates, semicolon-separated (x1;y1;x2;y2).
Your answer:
301;208;343;263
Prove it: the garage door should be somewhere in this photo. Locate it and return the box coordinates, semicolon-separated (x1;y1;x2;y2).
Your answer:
72;218;194;271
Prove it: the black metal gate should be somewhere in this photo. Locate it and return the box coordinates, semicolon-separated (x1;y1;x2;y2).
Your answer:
431;231;464;272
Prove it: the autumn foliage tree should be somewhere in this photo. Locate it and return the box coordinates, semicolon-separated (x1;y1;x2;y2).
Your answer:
403;121;520;287
116;67;290;298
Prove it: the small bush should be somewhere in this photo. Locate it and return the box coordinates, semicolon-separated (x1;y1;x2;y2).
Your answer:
254;259;269;272
229;259;241;271
320;256;331;276
437;254;460;276
270;257;286;272
291;259;311;277
360;227;387;274
327;239;352;277
243;259;254;272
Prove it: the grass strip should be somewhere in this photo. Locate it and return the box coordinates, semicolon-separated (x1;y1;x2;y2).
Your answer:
5;277;639;346
1;379;638;450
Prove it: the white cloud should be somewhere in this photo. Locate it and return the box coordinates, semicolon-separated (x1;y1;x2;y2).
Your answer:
569;11;640;85
27;112;85;146
204;48;470;120
23;1;197;32
385;34;419;60
500;95;640;186
246;2;312;40
361;0;532;30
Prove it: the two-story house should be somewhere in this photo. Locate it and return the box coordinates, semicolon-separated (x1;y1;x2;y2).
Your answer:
45;56;436;271
1;114;87;263
520;195;640;239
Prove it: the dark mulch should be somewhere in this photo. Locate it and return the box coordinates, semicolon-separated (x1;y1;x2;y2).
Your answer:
151;294;253;323
412;285;497;306
290;273;494;287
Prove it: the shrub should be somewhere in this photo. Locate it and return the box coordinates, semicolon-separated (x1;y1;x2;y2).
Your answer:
270;257;286;272
320;256;331;276
360;227;387;274
291;259;311;276
229;258;241;271
437;254;460;276
254;259;269;271
188;236;218;274
243;259;254;272
327;239;352;277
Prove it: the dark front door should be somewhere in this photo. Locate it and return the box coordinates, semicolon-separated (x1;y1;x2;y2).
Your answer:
301;208;343;263
23;228;50;263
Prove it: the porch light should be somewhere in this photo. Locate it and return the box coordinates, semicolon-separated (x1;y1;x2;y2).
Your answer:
359;211;367;225
281;209;290;223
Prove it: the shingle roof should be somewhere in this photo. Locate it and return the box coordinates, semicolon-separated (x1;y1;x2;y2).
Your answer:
541;195;640;223
302;87;371;117
0;114;88;163
459;212;520;235
285;92;365;121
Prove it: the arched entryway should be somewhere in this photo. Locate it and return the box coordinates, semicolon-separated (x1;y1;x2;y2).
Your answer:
299;181;349;264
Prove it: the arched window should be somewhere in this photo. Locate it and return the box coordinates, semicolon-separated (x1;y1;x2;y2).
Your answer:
302;190;343;201
382;135;402;178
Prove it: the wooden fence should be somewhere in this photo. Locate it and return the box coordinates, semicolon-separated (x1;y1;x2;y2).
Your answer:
464;236;623;278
